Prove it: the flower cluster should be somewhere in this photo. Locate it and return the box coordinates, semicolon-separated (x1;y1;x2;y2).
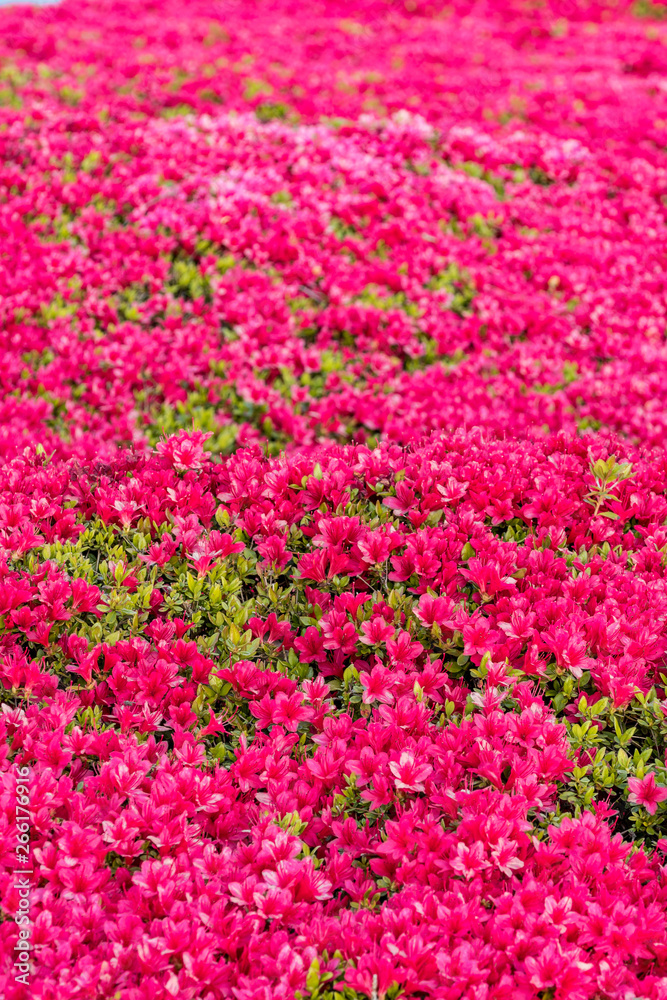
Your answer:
2;1;667;998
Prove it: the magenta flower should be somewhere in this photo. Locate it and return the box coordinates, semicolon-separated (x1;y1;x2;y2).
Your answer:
389;751;432;792
627;773;667;815
5;4;667;998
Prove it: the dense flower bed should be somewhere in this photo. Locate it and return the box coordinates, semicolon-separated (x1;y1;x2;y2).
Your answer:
3;0;667;997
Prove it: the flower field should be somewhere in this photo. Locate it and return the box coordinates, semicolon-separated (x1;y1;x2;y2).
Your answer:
4;0;667;996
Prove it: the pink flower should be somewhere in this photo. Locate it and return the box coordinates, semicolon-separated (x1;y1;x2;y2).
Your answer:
294;625;327;664
386;631;423;668
490;838;524;876
389;751;432;792
359;664;394;705
359;616;395;646
627;773;667;815
256;533;292;570
449;841;490;880
157;430;212;472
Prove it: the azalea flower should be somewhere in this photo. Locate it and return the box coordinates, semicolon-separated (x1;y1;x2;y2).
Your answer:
3;3;667;998
389;751;432;792
627;773;667;815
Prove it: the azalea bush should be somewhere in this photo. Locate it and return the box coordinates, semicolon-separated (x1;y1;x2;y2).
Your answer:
3;0;667;997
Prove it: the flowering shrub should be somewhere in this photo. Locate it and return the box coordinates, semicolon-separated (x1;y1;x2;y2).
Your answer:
3;0;667;997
